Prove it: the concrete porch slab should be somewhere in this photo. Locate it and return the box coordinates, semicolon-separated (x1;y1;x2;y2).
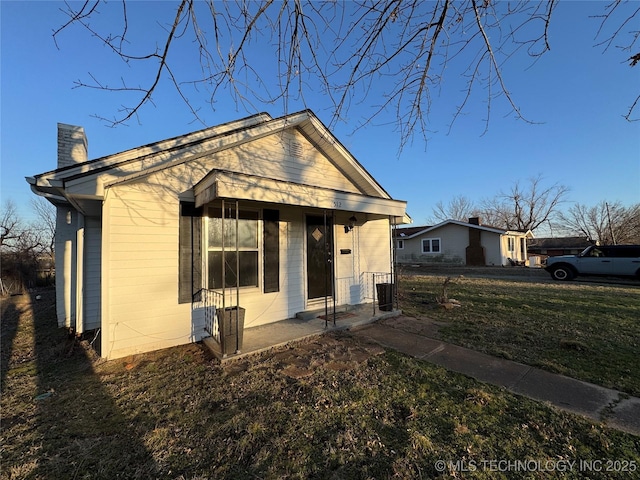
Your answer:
202;304;401;363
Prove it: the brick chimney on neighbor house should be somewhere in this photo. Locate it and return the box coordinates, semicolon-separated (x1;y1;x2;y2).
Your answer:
57;123;88;168
465;216;486;265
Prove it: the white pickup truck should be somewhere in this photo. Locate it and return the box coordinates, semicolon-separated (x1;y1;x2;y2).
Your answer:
544;245;640;281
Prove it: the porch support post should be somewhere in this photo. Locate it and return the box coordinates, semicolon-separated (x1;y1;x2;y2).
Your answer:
323;209;328;329
331;211;336;326
221;199;225;312
235;199;240;353
391;215;398;311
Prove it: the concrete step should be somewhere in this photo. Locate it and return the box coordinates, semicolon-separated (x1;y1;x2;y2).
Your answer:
295;304;350;320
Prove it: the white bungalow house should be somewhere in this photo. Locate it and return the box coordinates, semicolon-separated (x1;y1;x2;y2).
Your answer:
28;111;408;359
395;217;532;266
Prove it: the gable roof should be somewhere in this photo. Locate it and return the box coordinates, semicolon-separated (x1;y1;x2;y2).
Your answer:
394;219;531;239
395;226;432;238
395;220;505;238
28;110;391;199
528;237;594;249
28;110;409;220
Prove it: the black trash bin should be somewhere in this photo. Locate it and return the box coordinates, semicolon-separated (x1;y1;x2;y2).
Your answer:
376;283;394;311
217;306;245;355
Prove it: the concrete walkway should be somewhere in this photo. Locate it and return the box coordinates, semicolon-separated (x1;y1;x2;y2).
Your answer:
350;315;640;436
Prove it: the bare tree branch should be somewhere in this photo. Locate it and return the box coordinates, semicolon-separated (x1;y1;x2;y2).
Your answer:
430;195;477;223
592;0;640;121
557;201;640;244
0;200;23;248
52;0;640;137
476;174;569;232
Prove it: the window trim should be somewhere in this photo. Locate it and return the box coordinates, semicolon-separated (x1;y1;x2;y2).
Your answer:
205;206;262;291
421;237;441;254
396;239;404;250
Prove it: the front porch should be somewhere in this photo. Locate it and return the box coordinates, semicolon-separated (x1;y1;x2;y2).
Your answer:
201;304;401;363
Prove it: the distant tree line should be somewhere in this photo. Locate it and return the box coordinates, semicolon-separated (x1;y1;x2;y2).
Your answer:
1;199;55;295
430;175;640;245
557;202;640;246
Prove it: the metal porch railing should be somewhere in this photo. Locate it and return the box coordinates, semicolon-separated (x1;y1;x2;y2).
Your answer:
195;288;225;344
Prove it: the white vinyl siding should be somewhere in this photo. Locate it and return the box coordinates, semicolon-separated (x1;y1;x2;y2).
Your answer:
397;224;493;265
83;216;101;330
103;166;199;359
102;181;312;358
334;212;358;306
54;206;76;327
65;130;362;198
482;234;503;266
356;218;392;304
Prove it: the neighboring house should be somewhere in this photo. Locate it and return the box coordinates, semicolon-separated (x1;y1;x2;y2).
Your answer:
395;217;532;266
27;110;408;359
527;237;595;264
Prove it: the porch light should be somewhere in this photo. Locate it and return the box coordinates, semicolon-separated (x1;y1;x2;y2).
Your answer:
344;215;358;233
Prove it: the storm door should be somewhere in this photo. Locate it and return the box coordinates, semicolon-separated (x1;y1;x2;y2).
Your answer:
306;215;334;300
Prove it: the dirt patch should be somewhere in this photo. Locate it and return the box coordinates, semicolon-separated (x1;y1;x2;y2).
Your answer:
282;365;314;378
241;333;383;377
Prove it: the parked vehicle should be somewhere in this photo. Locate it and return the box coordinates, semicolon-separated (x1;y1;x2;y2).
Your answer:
544;245;640;281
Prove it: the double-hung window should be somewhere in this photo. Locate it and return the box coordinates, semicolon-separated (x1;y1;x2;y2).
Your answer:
422;238;441;254
207;207;259;289
507;237;515;253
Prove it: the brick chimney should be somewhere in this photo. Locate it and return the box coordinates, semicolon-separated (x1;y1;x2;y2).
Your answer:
57;123;88;168
466;218;486;265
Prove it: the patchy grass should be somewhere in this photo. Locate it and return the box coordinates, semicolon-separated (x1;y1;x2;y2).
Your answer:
399;275;640;396
2;289;639;479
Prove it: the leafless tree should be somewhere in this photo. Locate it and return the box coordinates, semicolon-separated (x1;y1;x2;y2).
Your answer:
31;197;56;260
1;200;23;249
429;175;569;232
53;0;639;147
477;175;570;231
430;195;477;223
556;201;640;245
1;199;55;293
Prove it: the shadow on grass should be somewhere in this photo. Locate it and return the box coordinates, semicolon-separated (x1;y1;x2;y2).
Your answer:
1;298;22;393
21;289;159;478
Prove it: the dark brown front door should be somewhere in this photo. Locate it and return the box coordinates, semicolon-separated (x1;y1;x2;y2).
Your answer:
306;215;333;300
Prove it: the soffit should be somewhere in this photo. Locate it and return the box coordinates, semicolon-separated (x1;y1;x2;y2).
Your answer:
194;170;407;219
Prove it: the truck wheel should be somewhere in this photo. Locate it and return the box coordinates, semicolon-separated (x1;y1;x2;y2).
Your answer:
551;265;574;281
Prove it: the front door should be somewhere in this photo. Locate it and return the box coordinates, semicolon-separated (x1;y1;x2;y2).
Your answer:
306;215;333;300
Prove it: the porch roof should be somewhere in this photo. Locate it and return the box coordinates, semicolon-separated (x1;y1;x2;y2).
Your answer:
194;170;408;221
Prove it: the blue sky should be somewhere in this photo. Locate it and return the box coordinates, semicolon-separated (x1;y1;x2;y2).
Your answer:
1;1;639;227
